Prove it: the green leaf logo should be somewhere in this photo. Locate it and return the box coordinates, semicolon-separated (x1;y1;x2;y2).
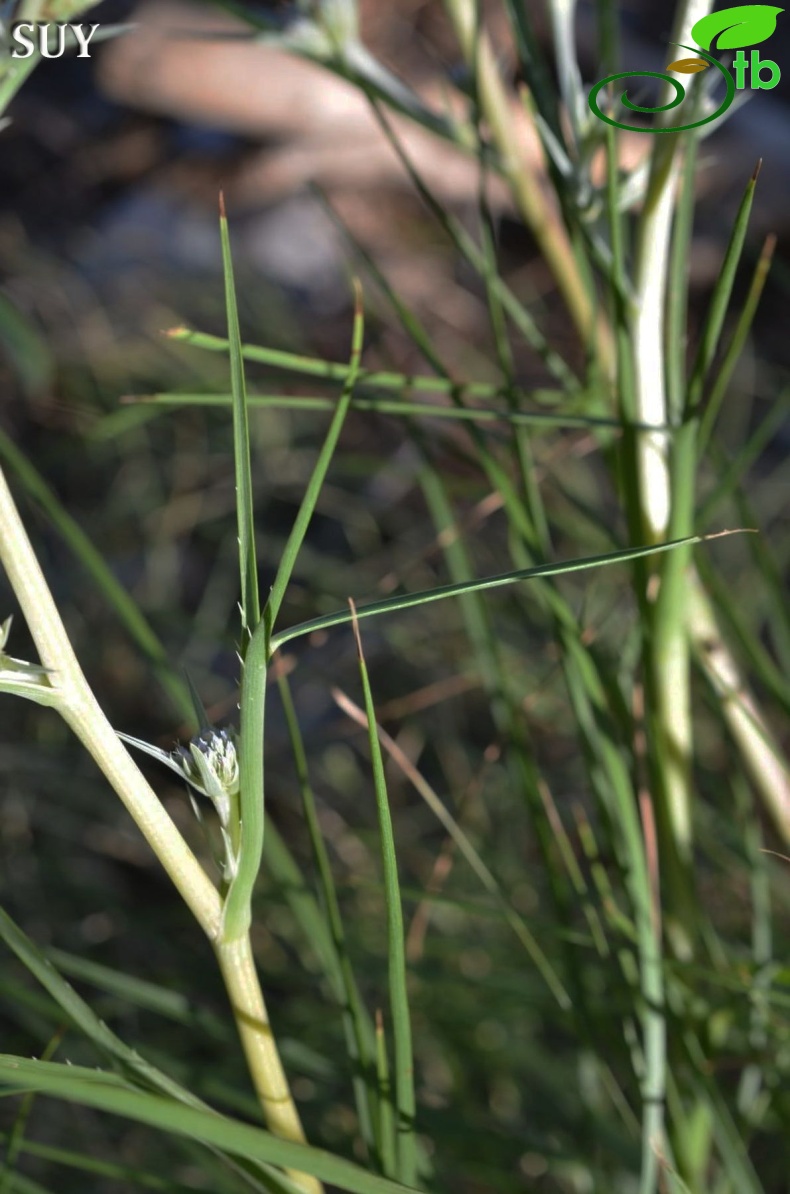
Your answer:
692;4;783;51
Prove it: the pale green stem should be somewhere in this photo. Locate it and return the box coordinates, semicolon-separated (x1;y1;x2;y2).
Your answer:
633;0;714;541
216;937;323;1194
0;465;222;937
632;0;715;869
688;571;790;844
0;465;319;1192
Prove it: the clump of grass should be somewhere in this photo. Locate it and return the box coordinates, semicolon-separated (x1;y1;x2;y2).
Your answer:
1;3;789;1193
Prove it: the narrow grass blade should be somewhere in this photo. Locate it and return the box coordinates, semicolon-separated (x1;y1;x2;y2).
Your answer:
503;0;562;135
222;291;364;942
314;192;447;381
0;1057;421;1194
698;388;790;528
0;907;294;1194
368;102;581;389
698;233;777;454
0;905;210;1107
686;162;761;417
666;132;700;423
332;687;571;1008
682;1039;765;1194
166;325;581;401
129;390;643;432
696;555;790;715
347;602;417;1186
266;285;365;627
277;667;380;1163
0;907;310;1189
727;486;790;676
270;536;709;652
219;192;260;641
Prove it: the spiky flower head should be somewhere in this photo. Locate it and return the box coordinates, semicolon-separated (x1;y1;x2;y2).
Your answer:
117;723;241;880
174;727;239;829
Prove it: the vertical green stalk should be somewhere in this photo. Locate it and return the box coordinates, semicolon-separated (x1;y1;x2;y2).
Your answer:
278;670;382;1165
631;0;714;536
216;291;364;1194
349;604;417;1187
626;3;715;918
220;193;260;646
214;935;320;1190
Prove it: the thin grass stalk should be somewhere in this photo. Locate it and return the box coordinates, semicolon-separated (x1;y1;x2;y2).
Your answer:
165;325;580;398
646;163;762;926
442;0;605;356
718;479;790;675
631;0;715;538
696;552;790;713
276;669;382;1166
214;935;319;1187
133;390;634;432
0;909;297;1193
623;4;714;959
348;603;417;1186
374;1010;396;1179
687;574;790;843
333;686;572;1004
367;100;583;388
215;293;365;1194
698;233;777;455
733;774;772;1127
268;538;704;653
220;193;261;645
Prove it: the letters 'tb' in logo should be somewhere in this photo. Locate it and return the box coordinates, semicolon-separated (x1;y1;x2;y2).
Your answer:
588;4;783;133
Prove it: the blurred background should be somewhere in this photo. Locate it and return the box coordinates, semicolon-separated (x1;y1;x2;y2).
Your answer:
2;3;790;1190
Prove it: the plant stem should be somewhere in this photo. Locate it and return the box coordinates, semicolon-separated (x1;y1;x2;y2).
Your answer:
0;465;221;937
630;0;715;877
215;937;323;1194
0;465;319;1192
688;572;790;843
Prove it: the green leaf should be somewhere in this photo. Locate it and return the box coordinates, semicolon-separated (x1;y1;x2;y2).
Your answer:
219;193;260;643
348;607;416;1185
220;290;364;943
269;537;709;654
0;1057;421;1194
691;5;783;51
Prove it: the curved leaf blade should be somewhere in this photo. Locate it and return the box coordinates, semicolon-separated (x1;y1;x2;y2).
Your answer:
691;5;783;51
0;1057;420;1194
